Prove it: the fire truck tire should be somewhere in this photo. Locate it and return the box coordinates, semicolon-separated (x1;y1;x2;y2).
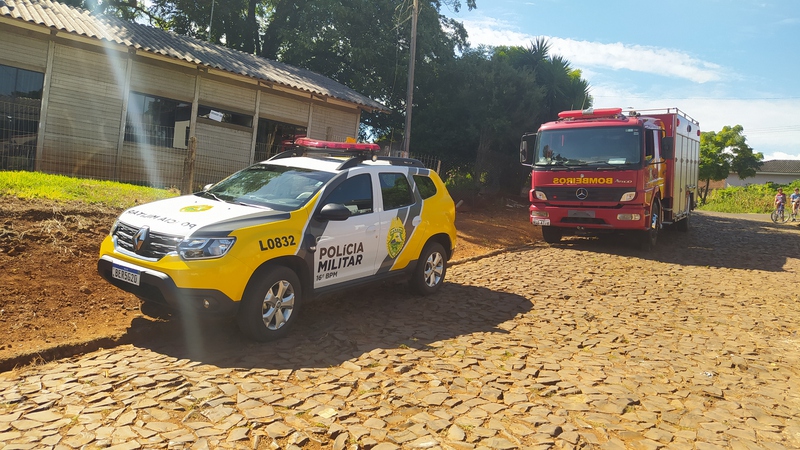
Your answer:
640;200;661;251
541;226;563;244
675;213;689;232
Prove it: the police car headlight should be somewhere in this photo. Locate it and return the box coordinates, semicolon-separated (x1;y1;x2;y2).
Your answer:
620;192;636;202
534;190;548;201
178;238;236;260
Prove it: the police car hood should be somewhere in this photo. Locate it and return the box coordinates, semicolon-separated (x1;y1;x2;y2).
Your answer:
117;195;293;237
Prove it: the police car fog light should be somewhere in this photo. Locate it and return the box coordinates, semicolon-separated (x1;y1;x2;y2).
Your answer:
203;299;211;308
617;213;641;221
534;191;548;201
620;192;636;202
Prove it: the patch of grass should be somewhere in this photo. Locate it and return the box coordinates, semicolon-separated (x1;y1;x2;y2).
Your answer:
0;171;179;209
699;181;800;214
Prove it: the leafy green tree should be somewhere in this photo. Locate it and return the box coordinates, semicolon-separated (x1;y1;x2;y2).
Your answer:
411;41;590;196
699;125;763;204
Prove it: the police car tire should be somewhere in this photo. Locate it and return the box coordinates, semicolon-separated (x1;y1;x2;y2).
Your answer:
410;242;447;296
237;266;302;342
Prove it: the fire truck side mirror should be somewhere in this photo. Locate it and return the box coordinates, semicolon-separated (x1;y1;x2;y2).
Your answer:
661;136;674;159
520;133;536;166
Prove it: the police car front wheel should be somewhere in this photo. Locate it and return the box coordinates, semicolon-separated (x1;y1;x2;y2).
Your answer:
237;266;302;341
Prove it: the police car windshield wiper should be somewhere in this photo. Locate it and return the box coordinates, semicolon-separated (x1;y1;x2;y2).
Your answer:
197;190;228;203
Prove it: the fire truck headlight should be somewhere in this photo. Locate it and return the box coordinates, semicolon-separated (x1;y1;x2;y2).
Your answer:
534;190;548;201
530;211;549;218
619;192;636;202
617;213;641;221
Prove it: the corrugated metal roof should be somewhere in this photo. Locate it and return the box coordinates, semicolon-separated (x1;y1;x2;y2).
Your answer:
759;160;800;174
1;0;386;112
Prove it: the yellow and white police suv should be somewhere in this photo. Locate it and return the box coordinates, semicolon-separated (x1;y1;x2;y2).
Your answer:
98;138;457;341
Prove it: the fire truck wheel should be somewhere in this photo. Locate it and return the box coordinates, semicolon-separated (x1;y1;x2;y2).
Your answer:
640;200;661;251
541;226;563;244
675;213;689;232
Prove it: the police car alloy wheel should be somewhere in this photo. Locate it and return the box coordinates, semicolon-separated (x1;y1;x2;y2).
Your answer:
237;266;302;342
410;241;447;295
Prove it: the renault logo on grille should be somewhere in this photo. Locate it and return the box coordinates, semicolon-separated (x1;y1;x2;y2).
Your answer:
575;188;589;200
133;226;150;252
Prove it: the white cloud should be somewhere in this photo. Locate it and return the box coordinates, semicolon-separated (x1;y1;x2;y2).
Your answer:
459;16;800;160
590;84;800;160
461;18;723;83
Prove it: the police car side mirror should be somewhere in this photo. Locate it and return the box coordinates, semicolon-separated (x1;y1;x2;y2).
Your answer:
316;203;351;221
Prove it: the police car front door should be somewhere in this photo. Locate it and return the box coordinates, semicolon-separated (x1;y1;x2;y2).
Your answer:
312;173;381;288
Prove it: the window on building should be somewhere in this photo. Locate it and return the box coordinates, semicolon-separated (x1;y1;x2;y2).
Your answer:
198;105;252;128
0;64;45;170
254;119;306;162
125;92;191;148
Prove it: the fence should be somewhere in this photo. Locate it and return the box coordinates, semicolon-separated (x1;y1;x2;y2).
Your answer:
1;99;444;192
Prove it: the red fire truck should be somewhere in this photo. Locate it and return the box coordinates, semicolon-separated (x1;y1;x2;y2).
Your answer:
519;107;700;250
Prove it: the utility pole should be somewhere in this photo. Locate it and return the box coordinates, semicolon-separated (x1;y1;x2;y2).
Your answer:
402;0;418;158
208;0;215;43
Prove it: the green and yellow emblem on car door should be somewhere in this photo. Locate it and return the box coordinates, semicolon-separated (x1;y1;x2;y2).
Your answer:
386;216;406;259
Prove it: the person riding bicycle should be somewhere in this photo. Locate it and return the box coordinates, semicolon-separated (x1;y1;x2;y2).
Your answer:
775;188;787;213
791;188;800;221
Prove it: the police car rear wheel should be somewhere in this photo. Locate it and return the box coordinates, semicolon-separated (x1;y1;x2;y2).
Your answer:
237;266;302;341
410;242;447;295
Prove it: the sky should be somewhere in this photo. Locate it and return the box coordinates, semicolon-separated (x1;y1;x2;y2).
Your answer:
445;0;800;161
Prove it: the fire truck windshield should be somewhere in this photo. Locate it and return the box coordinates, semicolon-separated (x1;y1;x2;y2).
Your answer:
534;126;642;167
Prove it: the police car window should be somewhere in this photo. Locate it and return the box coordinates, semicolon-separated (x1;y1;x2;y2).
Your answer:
380;173;414;210
324;174;373;216
202;164;332;211
413;174;437;199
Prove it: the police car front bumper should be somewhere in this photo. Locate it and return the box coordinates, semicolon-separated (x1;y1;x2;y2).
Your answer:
97;256;238;316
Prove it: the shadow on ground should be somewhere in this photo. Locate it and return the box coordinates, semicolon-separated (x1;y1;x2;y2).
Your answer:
119;281;531;371
543;211;800;272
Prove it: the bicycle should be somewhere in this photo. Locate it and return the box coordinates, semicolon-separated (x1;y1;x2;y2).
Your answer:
771;204;790;223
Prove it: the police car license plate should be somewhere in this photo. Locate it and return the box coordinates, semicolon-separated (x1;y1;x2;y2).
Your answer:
112;264;140;286
532;218;551;226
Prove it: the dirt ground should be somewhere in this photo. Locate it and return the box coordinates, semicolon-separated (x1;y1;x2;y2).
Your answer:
0;195;538;370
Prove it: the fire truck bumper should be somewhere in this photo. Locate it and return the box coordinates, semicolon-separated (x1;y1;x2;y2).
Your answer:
529;204;648;230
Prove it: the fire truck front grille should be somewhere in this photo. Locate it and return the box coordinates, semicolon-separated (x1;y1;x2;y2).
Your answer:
114;222;182;260
540;187;632;202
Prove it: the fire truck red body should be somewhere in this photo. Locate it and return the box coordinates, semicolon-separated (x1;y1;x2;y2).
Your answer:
519;107;700;250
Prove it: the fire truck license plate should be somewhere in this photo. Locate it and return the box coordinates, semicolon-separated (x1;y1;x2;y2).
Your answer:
533;218;551;226
568;210;595;218
112;264;140;286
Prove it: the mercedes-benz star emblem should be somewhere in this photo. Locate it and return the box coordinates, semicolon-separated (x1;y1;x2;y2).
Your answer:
575;188;589;200
133;226;150;252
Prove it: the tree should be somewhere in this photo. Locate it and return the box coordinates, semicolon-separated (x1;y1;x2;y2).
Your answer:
699;125;763;203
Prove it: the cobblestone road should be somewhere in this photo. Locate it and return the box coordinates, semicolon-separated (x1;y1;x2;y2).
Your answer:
1;212;799;450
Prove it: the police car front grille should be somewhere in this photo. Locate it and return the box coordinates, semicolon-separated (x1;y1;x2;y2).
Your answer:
540;187;631;202
114;222;182;260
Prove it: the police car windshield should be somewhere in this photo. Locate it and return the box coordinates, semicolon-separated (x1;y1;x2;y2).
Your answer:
201;164;335;211
535;126;642;167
